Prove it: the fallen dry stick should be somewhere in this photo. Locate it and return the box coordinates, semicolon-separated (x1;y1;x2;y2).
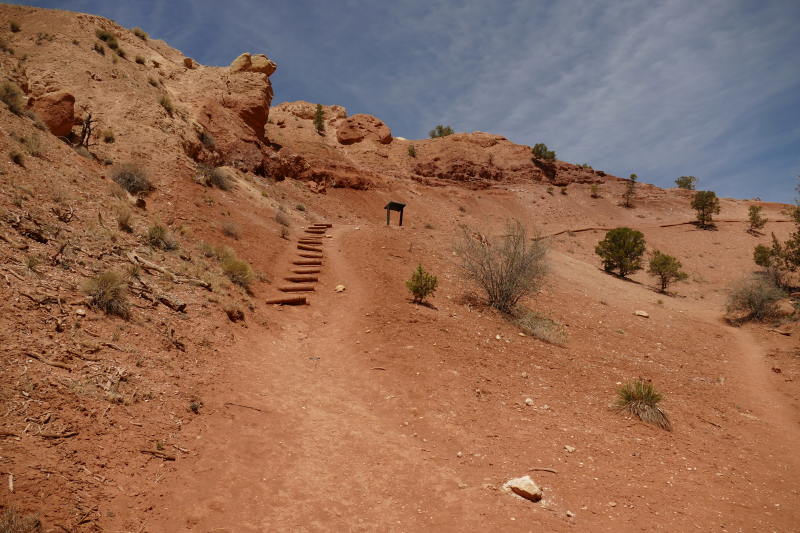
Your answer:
529;467;558;474
224;402;265;413
140;450;176;461
25;352;73;372
40;431;79;439
765;328;791;336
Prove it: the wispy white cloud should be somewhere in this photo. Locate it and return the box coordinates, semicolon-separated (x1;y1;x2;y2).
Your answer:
25;0;800;201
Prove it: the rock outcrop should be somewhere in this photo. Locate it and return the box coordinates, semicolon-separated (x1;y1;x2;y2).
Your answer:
26;91;75;138
274;101;347;122
336;114;392;145
229;52;277;76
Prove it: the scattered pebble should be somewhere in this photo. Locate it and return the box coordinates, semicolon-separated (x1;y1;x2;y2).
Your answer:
565;445;576;453
525;398;534;406
456;451;462;458
458;483;468;489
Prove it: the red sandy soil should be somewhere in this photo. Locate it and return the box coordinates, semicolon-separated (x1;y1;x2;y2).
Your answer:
0;5;798;533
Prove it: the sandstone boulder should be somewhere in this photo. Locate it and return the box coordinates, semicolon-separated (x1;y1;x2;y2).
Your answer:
337;114;392;145
274;101;347;121
249;54;277;76
230;53;277;76
504;475;542;502
27;91;75;138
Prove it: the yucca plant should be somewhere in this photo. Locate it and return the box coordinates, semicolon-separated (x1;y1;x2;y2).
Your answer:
612;380;672;431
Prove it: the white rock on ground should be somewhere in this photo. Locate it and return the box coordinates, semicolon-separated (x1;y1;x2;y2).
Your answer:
503;475;542;502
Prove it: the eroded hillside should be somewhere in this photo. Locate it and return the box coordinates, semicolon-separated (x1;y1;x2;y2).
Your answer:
0;5;799;532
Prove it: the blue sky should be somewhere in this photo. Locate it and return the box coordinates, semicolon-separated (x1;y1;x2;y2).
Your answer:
22;0;800;203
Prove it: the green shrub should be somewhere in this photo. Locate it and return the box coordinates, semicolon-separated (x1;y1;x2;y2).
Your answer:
407;145;416;157
9;21;21;33
595;227;646;277
111;162;151;193
747;205;767;232
590;184;600;198
81;270;130;319
531;143;556;161
313;103;325;133
405;263;438;304
726;276;785;322
612;380;672;431
546;186;554;195
560;187;567;195
691;190;721;227
158;95;174;116
454;219;548;314
513;309;567;346
221;256;253;288
429;125;454;138
135;55;145;65
146;224;178;251
675;175;698;190
647;250;688;292
132;26;149;40
0;81;25;115
581;163;593;170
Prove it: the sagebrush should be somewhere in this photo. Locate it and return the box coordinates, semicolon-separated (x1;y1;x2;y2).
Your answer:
111;162;151;193
726;276;785;322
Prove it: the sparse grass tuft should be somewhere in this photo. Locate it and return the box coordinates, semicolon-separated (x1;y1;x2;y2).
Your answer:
147;76;158;87
9;21;21;33
0;81;25;115
280;225;290;239
513;309;567;345
0;507;41;533
458;205;467;213
224;302;244;321
590;184;600;198
100;129;115;143
94;42;105;55
81;270;130;319
612;380;672;431
560;187;568;195
21;255;42;277
95;28;118;49
295;204;306;212
189;401;201;414
221;220;242;240
132;27;148;41
116;204;133;232
111;162;151;194
158;95;174;117
12;131;45;157
146;224;178;251
199;131;216;150
135;55;145;65
197;164;231;191
72;146;93;160
221;256;253;288
116;48;126;59
275;210;291;227
10;148;25;166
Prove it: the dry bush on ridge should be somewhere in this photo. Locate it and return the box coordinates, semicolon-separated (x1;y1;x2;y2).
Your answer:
454;219;548;314
132;26;148;40
221;256;253;288
612;380;672;431
81;270;130;319
111;162;151;194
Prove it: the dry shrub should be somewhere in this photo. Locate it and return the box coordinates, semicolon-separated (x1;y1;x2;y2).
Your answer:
109;182;127;200
132;27;148;40
280;225;290;239
10;148;24;166
199;131;216;149
21;255;42;277
135;55;145;65
0;81;25;115
726;276;785;322
48;184;69;204
275;209;291;227
0;507;41;533
9;21;21;33
158;95;174;116
612;380;672;431
197;164;231;191
26;110;48;132
111;162;151;194
221;220;242;240
224;302;244;321
94;42;105;55
454;219;548;314
146;224;178;250
18;132;45;157
513;309;567;346
221;256;253;288
99;129;115;143
116;204;133;232
72;146;93;160
81;270;130;319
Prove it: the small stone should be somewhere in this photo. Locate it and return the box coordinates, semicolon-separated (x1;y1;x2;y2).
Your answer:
521;372;529;378
482;483;497;491
525;398;534;406
519;332;526;337
75;309;86;316
504;476;542;502
334;285;345;293
634;310;649;318
565;445;576;453
458;483;468;489
456;451;462;458
496;334;501;340
609;502;617;507
567;511;575;517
